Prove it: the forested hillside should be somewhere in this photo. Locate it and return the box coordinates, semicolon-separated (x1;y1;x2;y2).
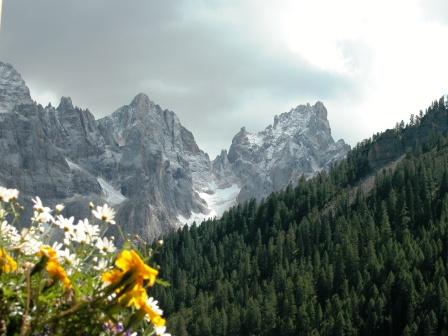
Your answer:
153;97;448;335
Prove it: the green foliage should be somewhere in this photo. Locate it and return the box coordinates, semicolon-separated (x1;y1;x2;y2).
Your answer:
154;97;448;335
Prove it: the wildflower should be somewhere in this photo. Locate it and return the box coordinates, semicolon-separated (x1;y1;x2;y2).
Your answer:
38;245;72;289
152;316;166;329
39;245;58;259
144;305;166;328
101;250;158;288
93;257;109;271
119;283;148;309
46;259;72;289
32;196;51;214
123;289;167;330
31;210;53;224
95;236;116;255
73;219;99;244
55;203;65;213
146;297;163;316
55;215;75;235
92;204;116;224
0;248;17;273
0;187;19;202
51;242;64;254
0;220;20;245
17;228;43;255
154;326;171;336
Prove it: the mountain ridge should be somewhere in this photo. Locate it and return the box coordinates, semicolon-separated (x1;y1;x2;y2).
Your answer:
0;61;349;239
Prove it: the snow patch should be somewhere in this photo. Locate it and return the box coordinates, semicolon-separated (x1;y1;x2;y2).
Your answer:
66;159;85;172
177;212;213;227
97;178;126;205
66;159;126;205
246;132;263;147
177;183;240;226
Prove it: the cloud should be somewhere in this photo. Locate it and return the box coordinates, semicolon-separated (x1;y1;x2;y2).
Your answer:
422;0;448;24
27;83;59;108
0;0;3;31
0;0;447;156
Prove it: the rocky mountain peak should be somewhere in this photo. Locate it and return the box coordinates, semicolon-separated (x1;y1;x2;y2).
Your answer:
275;101;327;129
313;101;327;120
58;96;74;110
219;101;350;203
0;62;33;113
130;92;154;111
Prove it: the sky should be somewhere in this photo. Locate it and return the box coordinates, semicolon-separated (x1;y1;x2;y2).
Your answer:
0;0;447;157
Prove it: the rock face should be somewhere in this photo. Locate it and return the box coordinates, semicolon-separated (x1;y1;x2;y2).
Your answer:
0;61;350;239
214;102;350;202
95;93;209;238
0;63;33;113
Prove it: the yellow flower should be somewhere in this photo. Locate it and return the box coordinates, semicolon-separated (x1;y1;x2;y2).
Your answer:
46;259;72;289
119;283;148;309
115;250;158;285
102;249;158;287
0;248;17;273
101;268;123;284
38;246;72;289
136;296;166;327
150;314;166;328
38;245;58;259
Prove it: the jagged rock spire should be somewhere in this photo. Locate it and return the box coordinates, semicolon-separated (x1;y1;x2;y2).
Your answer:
0;62;33;112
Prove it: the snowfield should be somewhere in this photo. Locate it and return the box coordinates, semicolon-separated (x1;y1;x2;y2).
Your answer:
177;183;240;226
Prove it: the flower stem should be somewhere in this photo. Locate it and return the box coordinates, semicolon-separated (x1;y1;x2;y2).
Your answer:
19;266;32;336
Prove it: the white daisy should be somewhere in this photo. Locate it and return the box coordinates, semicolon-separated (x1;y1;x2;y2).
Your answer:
73;219;99;244
31;210;54;224
92;204;116;225
0;187;19;203
17;228;43;255
32;197;51;214
51;241;64;254
59;247;79;268
147;297;163;316
0;220;20;245
93;256;109;271
95;236;116;255
154;326;171;336
55;204;65;213
55;215;75;235
63;233;72;246
80;219;99;240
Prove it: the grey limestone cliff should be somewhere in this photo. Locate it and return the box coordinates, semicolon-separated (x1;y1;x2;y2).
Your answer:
212;102;350;203
0;61;349;239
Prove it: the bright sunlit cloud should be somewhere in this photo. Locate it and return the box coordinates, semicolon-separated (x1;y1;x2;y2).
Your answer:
174;0;448;149
249;0;448;144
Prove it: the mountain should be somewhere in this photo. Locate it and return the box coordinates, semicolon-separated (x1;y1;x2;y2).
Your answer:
0;62;33;113
153;97;448;335
0;61;349;239
179;103;350;224
213;102;349;203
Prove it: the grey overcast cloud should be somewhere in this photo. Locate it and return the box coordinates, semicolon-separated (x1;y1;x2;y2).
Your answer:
0;0;447;157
